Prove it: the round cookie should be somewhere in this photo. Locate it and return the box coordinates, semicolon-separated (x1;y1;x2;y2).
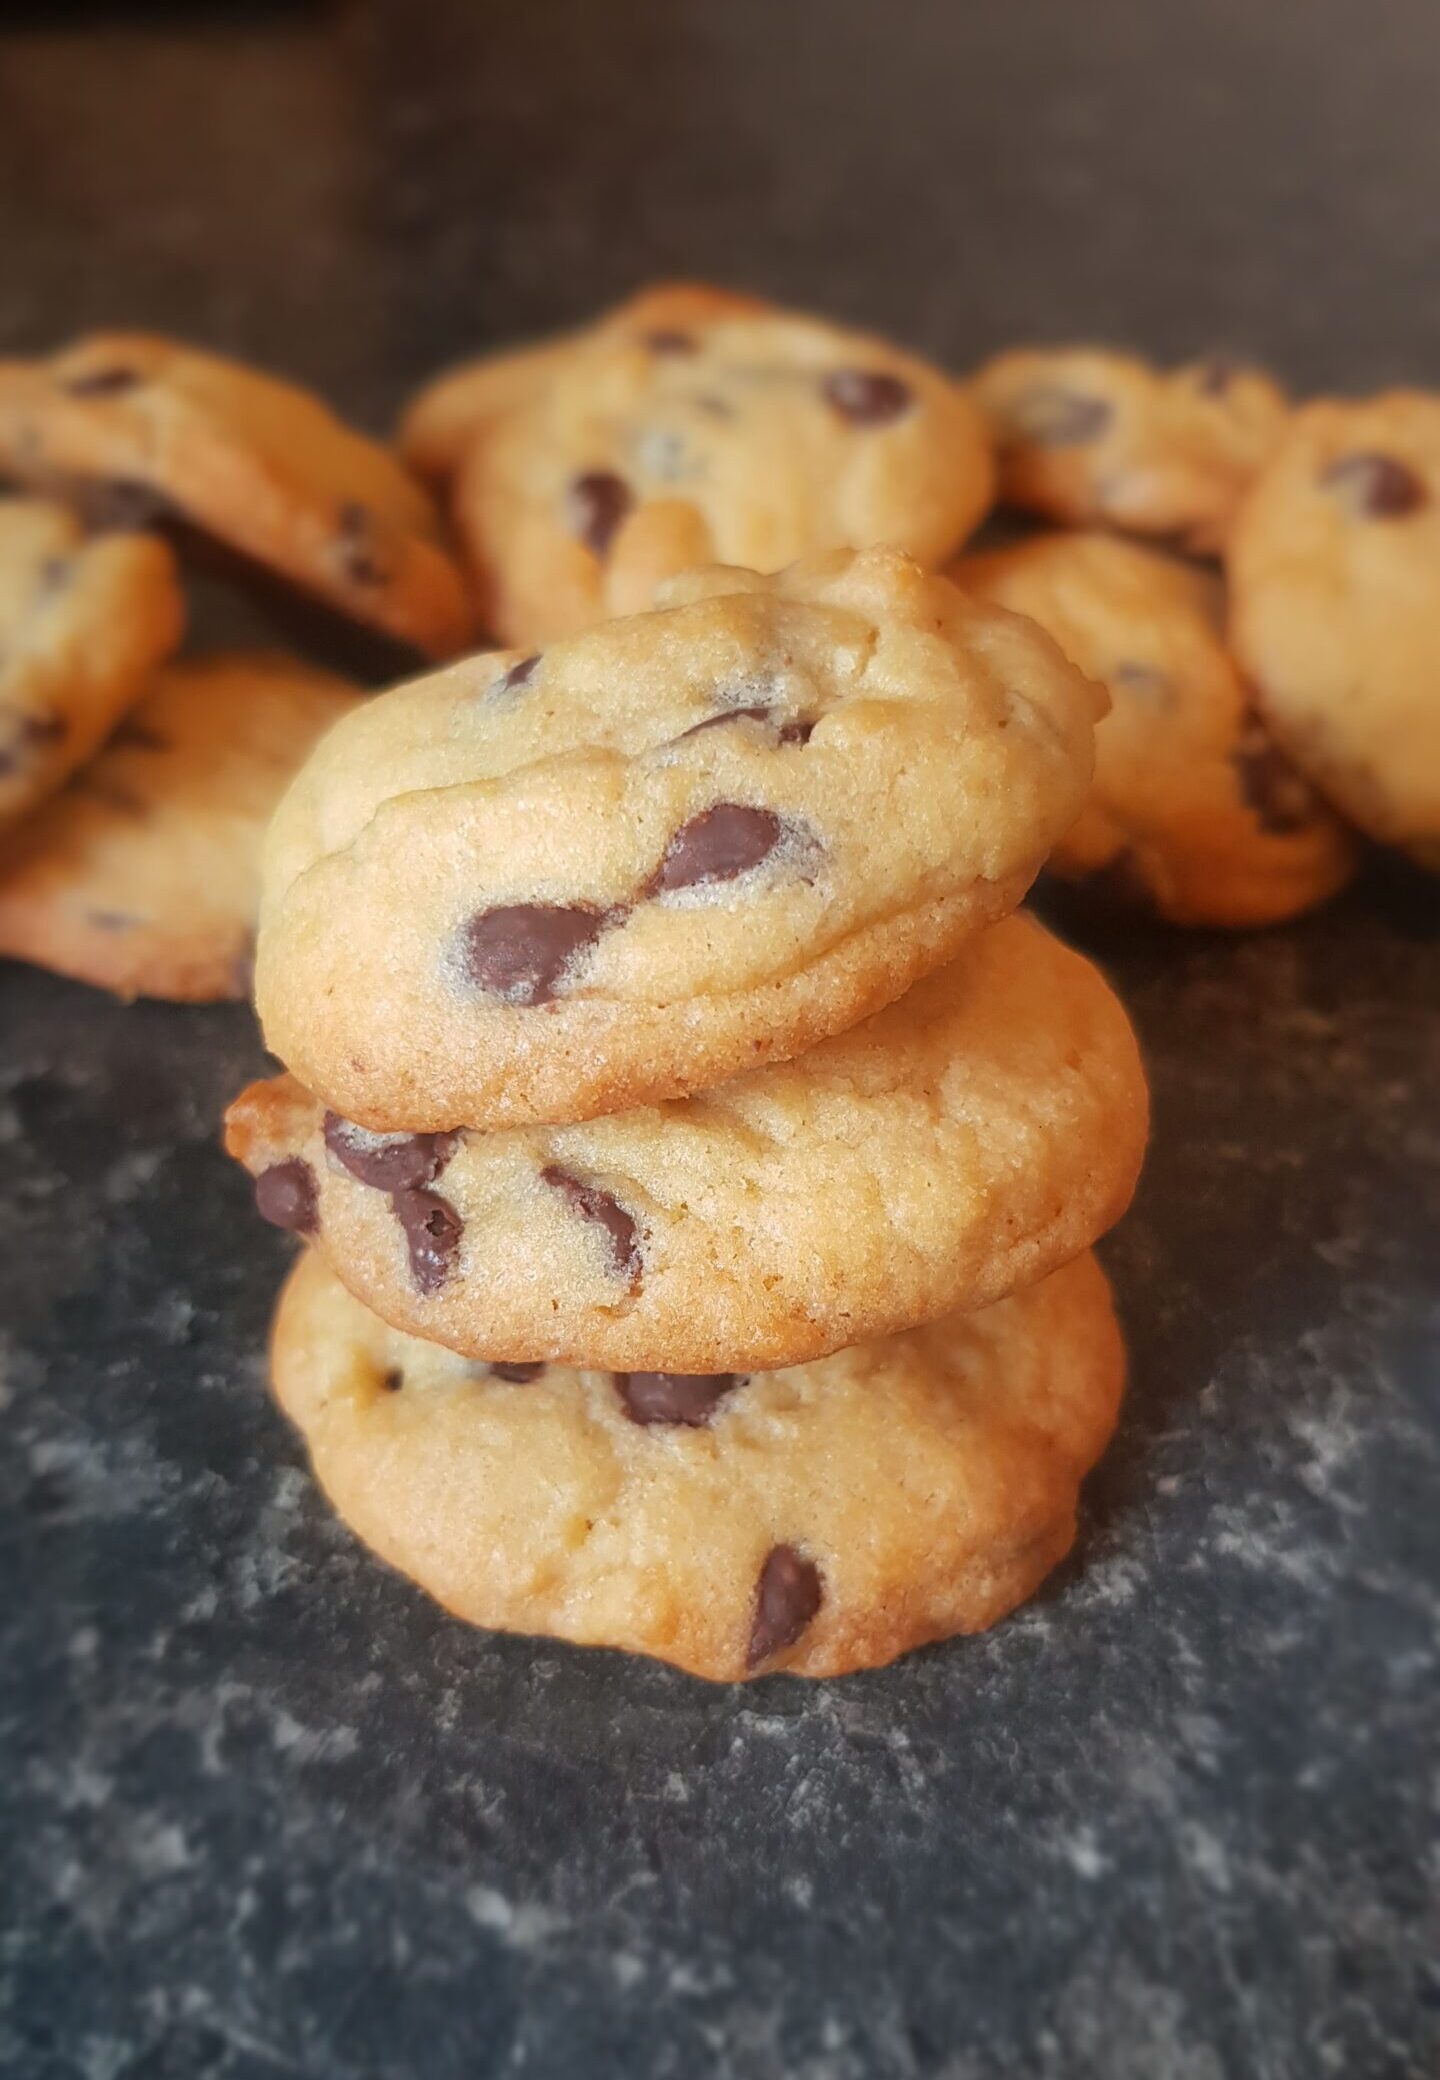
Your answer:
398;284;767;490
228;912;1148;1372
256;547;1104;1133
0;652;358;1001
971;346;1288;553
957;532;1357;926
0;498;183;829
0;334;472;658
1227;392;1440;869
270;1247;1125;1681
446;290;995;644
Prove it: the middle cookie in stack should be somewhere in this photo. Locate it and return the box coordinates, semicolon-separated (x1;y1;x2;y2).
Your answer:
228;545;1149;1679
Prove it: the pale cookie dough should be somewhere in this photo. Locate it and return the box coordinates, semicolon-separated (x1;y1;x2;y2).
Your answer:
957;531;1356;925
0;651;358;1000
270;1247;1125;1681
228;912;1148;1372
256;547;1104;1132
971;346;1287;553
441;288;994;643
1228;391;1440;868
0;497;183;829
0;334;472;657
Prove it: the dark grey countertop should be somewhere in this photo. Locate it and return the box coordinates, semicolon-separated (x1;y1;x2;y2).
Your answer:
1;5;1437;2076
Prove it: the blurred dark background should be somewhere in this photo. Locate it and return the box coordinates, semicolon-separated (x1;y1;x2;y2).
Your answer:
1;6;1437;2080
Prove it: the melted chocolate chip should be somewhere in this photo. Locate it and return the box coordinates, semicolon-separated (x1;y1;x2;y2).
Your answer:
335;500;390;585
821;369;913;426
81;479;175;534
391;1186;463;1294
37;555;71;596
381;1367;404;1393
110;718;169;752
649;803;785;893
1320;452;1427;518
1005;387;1113;446
1192;358;1242;397
1111;661;1175;705
254;1159;318;1235
324;1112;459;1194
643;329;697;355
1234;718;1322;834
63;366;143;398
676;705;815;746
490;1361;545;1384
0;711;64;774
494;653;541;695
566;471;633;558
86;910;141;932
73;774;147;816
614;1371;742;1427
747;1545;823;1668
461;903;607;1005
540;1166;642;1285
777;719;815;745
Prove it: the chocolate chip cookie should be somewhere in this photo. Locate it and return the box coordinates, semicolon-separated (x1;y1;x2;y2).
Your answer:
255;546;1104;1132
270;1245;1124;1681
435;288;994;643
0;651;358;1000
971;346;1287;553
1228;392;1440;869
228;912;1148;1371
0;334;472;657
957;531;1357;924
0;497;183;829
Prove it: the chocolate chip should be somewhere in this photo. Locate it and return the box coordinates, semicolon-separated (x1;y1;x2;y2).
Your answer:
540;1166;642;1285
643;330;697;355
391;1186;463;1294
81;479;174;534
649;804;785;893
494;653;540;695
37;555;72;596
323;1112;459;1194
1192;358;1241;397
0;710;64;774
461;903;607;1005
1111;661;1175;705
86;910;141;932
1005;387;1113;446
63;366;143;398
676;706;815;746
614;1371;742;1427
111;718;169;752
490;1362;545;1383
566;471;633;558
1234;717;1322;834
73;774;146;816
821;369;913;426
381;1367;404;1393
1320;452;1427;518
335;500;390;585
254;1159;318;1235
747;1545;823;1669
777;719;815;745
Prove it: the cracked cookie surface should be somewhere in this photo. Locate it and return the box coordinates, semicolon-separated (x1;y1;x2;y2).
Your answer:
957;531;1356;925
229;912;1148;1371
255;547;1104;1132
270;1246;1124;1681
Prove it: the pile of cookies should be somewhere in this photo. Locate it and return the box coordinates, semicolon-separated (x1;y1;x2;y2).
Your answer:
226;543;1149;1680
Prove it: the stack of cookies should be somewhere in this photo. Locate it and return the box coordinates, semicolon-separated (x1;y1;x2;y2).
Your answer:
226;544;1149;1681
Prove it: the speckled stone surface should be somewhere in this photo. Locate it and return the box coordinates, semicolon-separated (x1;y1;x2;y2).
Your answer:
1;4;1438;2076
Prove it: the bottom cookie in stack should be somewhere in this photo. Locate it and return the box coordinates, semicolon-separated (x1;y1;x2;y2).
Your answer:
269;1248;1125;1683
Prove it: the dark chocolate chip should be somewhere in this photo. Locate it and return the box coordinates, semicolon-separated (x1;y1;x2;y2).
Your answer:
649;803;785;893
747;1545;823;1668
1005;387;1113;447
335;500;390;585
0;710;64;774
1111;661;1175;705
391;1186;463;1294
381;1367;404;1393
490;1361;545;1384
643;329;698;355
86;910;141;932
460;903;607;1005
566;471;633;558
676;705;815;747
1320;452;1427;518
323;1112;459;1194
1234;717;1323;834
821;369;913;426
254;1159;318;1235
540;1166;642;1285
1192;358;1242;397
63;366;143;398
614;1371;742;1427
73;774;147;815
110;718;169;752
80;479;175;534
777;719;815;745
494;653;541;695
